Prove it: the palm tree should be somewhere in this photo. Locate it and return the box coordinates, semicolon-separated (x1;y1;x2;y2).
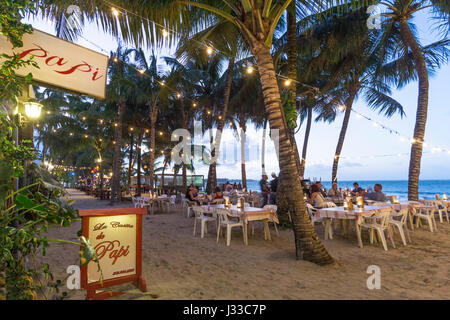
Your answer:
374;0;450;200
175;22;244;193
133;50;166;194
107;46;135;203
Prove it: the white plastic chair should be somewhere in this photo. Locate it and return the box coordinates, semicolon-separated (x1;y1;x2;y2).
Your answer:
263;204;279;236
413;206;437;232
132;196;143;208
186;200;197;218
306;203;331;240
215;208;245;246
169;195;177;208
193;206;216;238
360;209;395;251
422;200;448;223
389;209;411;246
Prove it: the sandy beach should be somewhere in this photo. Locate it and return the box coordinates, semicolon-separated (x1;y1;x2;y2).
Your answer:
36;189;450;300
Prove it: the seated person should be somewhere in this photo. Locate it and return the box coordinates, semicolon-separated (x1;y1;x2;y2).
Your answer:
366;184;387;202
352;182;364;196
212;187;223;200
185;184;199;202
328;183;339;197
310;184;327;208
315;181;327;197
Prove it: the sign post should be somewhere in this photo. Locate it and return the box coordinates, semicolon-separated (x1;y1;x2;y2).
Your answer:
79;208;147;300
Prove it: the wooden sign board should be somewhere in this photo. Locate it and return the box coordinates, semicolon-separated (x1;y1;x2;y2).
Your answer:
0;29;108;99
79;208;147;300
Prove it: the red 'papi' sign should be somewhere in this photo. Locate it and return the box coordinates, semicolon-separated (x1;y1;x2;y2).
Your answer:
0;29;108;99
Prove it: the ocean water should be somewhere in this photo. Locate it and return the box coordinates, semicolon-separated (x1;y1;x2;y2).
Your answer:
215;178;450;201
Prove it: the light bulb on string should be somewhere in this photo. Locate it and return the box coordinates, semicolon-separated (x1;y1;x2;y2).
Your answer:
206;46;214;55
246;66;254;74
338;105;346;112
111;7;120;17
284;79;292;87
162;29;169;37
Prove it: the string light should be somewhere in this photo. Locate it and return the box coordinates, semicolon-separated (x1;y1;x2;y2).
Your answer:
284;79;292;87
246;66;254;74
111;7;120;16
162;29;169;37
338;105;346;112
206;46;214;55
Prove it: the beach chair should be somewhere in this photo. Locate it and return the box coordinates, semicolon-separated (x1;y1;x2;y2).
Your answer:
360;209;395;251
215;208;245;246
263;204;279;236
192;207;216;239
389;209;411;246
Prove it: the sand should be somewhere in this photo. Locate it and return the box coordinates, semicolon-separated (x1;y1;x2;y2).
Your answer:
36;189;450;300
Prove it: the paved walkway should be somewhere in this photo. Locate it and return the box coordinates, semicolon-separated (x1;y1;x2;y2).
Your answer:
64;188;134;210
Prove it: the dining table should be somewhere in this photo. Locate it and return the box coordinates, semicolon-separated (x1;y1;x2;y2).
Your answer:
316;205;393;248
141;196;171;214
201;204;278;245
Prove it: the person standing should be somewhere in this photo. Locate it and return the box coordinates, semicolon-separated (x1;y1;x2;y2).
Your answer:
269;172;279;204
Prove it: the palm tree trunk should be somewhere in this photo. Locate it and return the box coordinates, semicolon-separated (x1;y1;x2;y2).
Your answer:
127;134;134;193
286;3;302;176
240;123;247;190
206;58;235;193
149;107;157;193
399;20;429;201
110;100;126;204
261;119;267;175
299;105;313;177
161;159;167;193
136;129;143;196
331;94;355;183
252;41;333;265
182;164;187;190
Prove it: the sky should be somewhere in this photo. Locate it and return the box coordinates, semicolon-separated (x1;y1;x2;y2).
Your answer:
24;7;450;182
